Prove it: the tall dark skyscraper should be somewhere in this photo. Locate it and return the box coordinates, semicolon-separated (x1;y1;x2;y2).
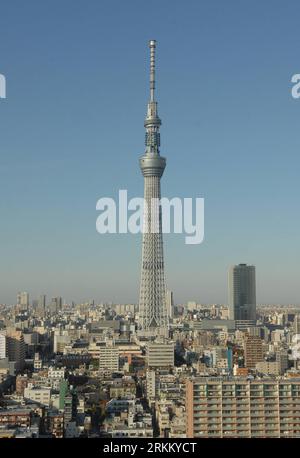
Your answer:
138;40;168;338
228;263;256;322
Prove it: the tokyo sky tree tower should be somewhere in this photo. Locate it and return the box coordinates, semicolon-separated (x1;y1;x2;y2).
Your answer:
138;40;169;338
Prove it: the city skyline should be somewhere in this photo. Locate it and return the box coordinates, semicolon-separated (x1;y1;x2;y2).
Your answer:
1;1;300;305
1;1;300;445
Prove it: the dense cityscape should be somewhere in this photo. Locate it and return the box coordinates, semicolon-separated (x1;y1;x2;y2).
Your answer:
1;7;300;444
0;273;300;438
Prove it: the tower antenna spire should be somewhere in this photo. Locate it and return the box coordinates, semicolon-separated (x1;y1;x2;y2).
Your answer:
149;40;156;102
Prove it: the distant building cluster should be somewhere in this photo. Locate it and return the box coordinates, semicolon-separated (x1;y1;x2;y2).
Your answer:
0;276;300;438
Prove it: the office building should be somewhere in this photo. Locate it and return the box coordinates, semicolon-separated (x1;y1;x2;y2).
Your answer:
39;295;46;310
53;330;71;353
51;297;62;313
17;292;29;310
146;341;174;368
228;264;256;322
24;385;51;406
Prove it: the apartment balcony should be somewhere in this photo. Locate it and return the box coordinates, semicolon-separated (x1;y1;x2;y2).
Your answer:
281;410;300;415
206;426;222;431
207;422;222;428
280;432;300;438
264;427;280;432
280;421;300;426
279;399;298;402
280;424;300;429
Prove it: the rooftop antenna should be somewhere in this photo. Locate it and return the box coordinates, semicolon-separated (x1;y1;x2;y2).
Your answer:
149;40;156;102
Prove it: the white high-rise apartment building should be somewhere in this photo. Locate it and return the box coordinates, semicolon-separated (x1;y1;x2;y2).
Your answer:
166;290;174;319
146;370;158;402
0;333;6;359
99;343;119;371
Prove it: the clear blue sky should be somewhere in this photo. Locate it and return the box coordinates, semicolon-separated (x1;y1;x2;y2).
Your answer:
0;0;299;305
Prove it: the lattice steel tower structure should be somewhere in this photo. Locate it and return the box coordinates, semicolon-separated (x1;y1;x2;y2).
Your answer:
138;40;169;338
